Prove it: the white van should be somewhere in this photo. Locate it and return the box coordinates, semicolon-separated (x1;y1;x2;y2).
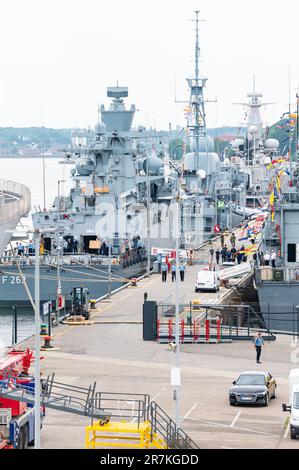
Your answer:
195;270;220;293
282;369;299;439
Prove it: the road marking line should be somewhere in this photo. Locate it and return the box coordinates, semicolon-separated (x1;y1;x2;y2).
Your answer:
230;410;242;428
183;402;198;420
183;417;278;437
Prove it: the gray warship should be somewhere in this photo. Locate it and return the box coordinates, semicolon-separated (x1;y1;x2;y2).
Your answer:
0;86;178;309
254;108;299;333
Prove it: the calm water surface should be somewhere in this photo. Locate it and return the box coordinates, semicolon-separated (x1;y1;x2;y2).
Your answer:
0;157;72;348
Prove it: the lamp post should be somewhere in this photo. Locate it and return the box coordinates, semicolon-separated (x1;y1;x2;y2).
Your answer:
33;226;60;448
34;229;41;449
146;156;151;277
173;173;181;428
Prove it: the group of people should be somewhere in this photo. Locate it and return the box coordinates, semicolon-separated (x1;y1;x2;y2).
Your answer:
161;262;186;283
63;237;79;254
209;231;248;266
15;241;35;256
262;250;276;268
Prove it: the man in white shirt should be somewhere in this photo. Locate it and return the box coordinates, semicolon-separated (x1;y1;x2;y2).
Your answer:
271;250;276;268
263;252;270;266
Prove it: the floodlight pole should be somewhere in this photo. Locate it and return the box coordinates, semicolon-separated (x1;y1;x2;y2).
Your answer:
34;229;41;449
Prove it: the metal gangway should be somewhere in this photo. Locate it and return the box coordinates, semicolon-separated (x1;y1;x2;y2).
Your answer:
0;371;109;421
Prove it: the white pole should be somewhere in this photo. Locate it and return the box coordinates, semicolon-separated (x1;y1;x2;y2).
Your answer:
146;157;151;277
175;181;180;428
34;230;41;449
107;242;112;298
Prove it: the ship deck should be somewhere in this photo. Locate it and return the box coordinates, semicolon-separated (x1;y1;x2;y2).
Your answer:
18;229;299;449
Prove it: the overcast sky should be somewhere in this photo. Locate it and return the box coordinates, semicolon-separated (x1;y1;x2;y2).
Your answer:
0;0;298;130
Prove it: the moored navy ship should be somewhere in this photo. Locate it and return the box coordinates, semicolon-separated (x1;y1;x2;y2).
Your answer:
254;108;299;333
0;86;177;310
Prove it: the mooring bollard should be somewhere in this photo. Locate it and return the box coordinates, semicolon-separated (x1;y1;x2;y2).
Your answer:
41;335;54;350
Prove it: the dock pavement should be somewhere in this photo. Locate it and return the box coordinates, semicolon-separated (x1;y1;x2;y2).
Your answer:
21;228;299;449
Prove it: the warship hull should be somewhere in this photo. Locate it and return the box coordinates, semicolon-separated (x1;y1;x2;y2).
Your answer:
255;274;299;334
0;260;147;311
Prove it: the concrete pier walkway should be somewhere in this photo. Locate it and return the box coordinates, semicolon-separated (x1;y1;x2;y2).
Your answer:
20;230;299;449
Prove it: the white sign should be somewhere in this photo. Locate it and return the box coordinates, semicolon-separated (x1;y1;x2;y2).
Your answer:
151;247;187;258
171;367;181;386
43;301;51;316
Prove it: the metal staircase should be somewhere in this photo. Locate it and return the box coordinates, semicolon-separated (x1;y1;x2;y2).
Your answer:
0;370;109;421
0;370;198;449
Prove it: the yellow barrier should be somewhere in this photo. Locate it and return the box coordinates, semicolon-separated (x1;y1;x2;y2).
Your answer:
85;420;168;449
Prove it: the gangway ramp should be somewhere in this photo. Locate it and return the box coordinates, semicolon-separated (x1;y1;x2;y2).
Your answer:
0;371;198;449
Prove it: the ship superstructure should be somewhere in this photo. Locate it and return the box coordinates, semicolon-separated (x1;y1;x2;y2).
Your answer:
179;11;219;244
254;108;299;333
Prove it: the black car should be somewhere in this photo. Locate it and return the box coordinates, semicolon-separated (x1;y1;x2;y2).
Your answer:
229;371;277;407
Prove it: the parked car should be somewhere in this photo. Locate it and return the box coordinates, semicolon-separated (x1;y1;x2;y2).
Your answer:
195;270;220;293
282;369;299;439
229;371;277;406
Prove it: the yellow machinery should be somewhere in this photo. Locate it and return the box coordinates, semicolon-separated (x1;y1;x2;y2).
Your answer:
84;393;198;450
85;420;168;449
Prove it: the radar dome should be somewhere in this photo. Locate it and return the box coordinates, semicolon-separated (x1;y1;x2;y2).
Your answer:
264;138;279;150
190;135;214;153
143;156;163;175
248;125;258;135
223;157;230;166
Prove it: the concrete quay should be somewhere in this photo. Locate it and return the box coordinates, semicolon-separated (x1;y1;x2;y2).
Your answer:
20;231;299;449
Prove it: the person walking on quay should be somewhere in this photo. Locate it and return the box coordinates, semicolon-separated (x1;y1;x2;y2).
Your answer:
220;232;225;248
271;250;276;268
215;248;220;265
230;232;236;248
171;262;176;282
179;263;186;281
231;247;237;262
252;332;264;363
221;245;227;263
161;262;168;282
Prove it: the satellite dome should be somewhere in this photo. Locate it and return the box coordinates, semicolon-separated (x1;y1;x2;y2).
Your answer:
190;135;214;153
264;138;279;150
223;157;230;166
136;142;146;154
143;156;163;175
248;125;258;135
231;138;244;149
137;125;145;132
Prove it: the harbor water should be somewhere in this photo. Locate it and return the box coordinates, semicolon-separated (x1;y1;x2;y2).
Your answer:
0;157;72;348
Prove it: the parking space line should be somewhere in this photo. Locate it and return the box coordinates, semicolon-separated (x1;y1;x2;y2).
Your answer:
183;402;198;420
230;410;242;428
